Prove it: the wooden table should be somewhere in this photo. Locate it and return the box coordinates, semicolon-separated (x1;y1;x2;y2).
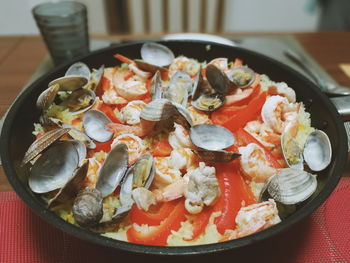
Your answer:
1;32;350;192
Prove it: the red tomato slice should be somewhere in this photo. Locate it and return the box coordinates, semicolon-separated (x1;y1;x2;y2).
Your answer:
94;138;113;153
213;162;256;234
221;91;267;133
129;200;178;226
126;199;187;246
152;141;173;157
98;103;121;124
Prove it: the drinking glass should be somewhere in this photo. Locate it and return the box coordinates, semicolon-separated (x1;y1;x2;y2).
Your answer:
32;1;90;65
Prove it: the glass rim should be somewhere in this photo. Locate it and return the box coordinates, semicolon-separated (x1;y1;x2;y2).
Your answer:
32;1;86;19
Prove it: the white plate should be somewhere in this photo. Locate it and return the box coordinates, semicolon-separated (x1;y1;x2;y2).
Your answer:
163;33;236;46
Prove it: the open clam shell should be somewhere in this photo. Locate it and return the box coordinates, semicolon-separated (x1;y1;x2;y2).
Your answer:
226;67;256;89
62;88;96;115
83;110;113;142
28;141;80;194
164;71;190;107
22;127;70;165
95;143;129;198
172;102;193;127
193;149;240;163
49;76;88;91
206;64;230;94
303;130;332;171
140;98;175;122
191;93;224;112
265;168;317;205
48;160;89;208
36;84;60;110
190;124;235;151
113;155;155;219
150;71;163;101
134;59;168;73
281;132;304;170
65;62;91;80
141;42;175;67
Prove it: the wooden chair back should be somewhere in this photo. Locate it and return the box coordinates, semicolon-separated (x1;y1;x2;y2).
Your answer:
105;0;226;35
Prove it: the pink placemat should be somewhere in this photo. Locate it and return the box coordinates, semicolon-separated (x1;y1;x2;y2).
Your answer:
1;178;349;263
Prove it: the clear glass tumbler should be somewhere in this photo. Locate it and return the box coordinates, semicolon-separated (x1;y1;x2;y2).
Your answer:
32;1;90;65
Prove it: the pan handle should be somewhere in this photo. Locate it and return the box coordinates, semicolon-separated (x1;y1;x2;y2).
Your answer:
330;96;350;121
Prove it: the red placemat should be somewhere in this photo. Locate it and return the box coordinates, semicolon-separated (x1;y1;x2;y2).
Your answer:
1;178;349;263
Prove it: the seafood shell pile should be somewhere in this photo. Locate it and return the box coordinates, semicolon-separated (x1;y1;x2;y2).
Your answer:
23;43;332;246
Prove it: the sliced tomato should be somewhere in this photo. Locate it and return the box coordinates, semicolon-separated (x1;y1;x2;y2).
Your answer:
95;76;110;98
213;161;256;234
114;53;134;64
184;206;212;241
126;199;187;246
221;91;267;133
94;138;114;153
211;105;247;125
152;141;173;157
98;103;121;124
129;200;178;226
235;128;282;169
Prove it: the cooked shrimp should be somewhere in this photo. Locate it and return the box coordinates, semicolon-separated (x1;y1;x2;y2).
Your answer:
208;58;228;71
153;157;182;187
128;63;152;79
115;76;148;101
111;133;146;165
261;95;300;135
187;106;211;125
244;120;280;149
168;56;200;77
235;199;281;238
238;143;277;183
132;187;157;211
169;148;198;170
168;123;193;149
155;178;187;202
107;119;155;137
120;100;146;125
101;88;128;105
267;82;296;103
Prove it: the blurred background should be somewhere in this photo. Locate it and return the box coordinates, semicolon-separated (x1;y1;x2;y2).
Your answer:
1;0;348;36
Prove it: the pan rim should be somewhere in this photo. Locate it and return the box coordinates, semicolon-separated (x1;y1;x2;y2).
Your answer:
0;40;347;255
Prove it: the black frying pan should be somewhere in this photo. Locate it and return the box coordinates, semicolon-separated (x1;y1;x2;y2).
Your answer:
0;40;347;255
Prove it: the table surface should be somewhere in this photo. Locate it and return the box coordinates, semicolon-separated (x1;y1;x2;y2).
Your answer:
1;32;350;192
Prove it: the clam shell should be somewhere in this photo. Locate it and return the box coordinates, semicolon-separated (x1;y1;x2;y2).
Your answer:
172;102;193;127
134;59;168;73
164;71;191;107
36;84;60;110
150;71;163;101
48;160;89;208
267;168;317;205
206;64;230;94
65;62;91;80
68;140;87;166
62;88;96;115
83;110;113;142
281;132;304;170
226;67;256;89
193;149;241;163
191;93;224;112
22;127;70;165
140;99;175;121
141;42;175;67
95;143;129;198
303;130;332;172
49;76;88;91
190;124;235;151
72;187;103;227
28;141;80;193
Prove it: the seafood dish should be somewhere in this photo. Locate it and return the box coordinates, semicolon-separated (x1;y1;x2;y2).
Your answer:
23;42;332;246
